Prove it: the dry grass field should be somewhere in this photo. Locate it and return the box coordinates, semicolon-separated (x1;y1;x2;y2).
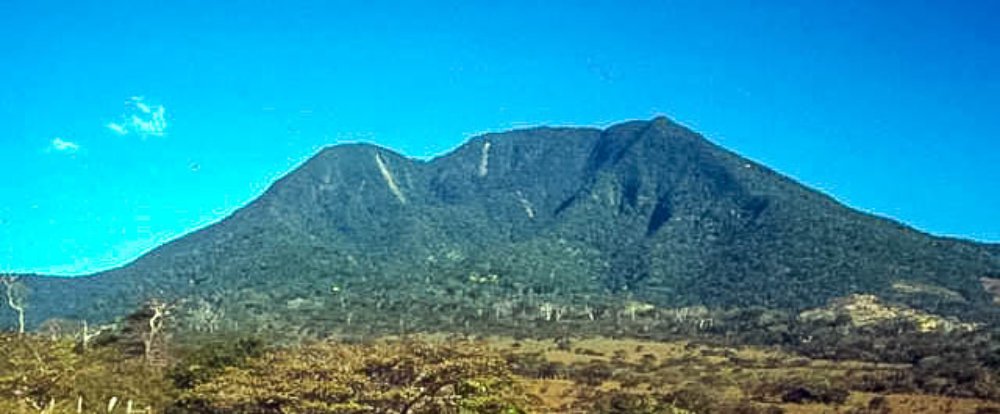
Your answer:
473;336;1000;413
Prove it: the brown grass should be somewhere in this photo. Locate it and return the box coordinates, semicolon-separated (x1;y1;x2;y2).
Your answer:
473;335;1000;413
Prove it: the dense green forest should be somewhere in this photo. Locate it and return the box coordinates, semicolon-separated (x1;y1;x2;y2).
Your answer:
7;118;998;333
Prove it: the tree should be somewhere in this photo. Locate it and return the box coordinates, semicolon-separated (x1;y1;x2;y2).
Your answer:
143;300;172;365
113;300;176;366
1;276;27;335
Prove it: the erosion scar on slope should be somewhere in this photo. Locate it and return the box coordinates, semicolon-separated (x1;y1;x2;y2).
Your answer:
479;141;491;177
516;191;535;219
374;152;407;204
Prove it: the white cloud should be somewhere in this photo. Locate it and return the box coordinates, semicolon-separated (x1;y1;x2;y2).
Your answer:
106;122;128;135
50;138;80;153
106;96;168;137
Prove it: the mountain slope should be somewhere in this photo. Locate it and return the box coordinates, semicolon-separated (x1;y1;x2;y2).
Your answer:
10;117;1000;333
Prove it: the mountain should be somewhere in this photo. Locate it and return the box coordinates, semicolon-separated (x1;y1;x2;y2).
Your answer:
8;117;1000;335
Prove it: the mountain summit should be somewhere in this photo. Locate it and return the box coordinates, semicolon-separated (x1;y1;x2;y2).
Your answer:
12;117;1000;332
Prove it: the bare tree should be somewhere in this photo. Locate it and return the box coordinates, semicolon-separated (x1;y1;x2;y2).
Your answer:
1;275;27;335
79;320;109;353
143;299;173;365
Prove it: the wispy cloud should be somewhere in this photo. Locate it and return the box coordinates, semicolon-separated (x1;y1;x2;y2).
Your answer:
106;122;128;135
106;96;168;137
50;137;80;153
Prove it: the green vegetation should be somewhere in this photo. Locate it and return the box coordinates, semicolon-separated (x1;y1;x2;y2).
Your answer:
0;333;171;413
0;332;527;413
8;118;998;336
5;317;1000;413
3;118;1000;411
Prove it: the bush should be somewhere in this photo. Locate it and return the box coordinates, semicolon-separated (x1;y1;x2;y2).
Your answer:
167;336;267;389
780;386;848;405
574;390;681;414
174;339;527;413
751;375;849;405
570;361;614;386
0;333;172;413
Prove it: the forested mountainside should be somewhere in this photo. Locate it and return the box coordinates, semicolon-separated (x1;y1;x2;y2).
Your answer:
8;117;1000;335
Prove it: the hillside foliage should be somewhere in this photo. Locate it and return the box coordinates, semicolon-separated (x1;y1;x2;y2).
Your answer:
6;118;998;336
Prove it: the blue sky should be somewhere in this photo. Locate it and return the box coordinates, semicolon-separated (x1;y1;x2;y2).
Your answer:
1;0;998;275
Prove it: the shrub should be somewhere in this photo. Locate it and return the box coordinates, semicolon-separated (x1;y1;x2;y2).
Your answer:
174;339;527;413
0;333;171;413
167;336;267;389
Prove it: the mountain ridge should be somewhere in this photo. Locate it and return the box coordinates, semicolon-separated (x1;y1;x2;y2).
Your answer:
7;116;999;333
